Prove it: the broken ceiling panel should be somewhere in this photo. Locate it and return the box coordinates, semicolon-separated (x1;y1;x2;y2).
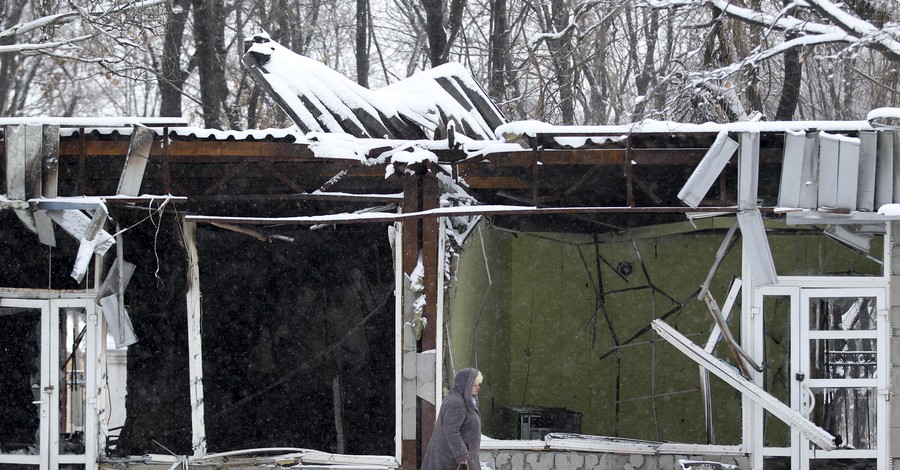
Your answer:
677;131;739;208
116;124;156;197
242;32;506;141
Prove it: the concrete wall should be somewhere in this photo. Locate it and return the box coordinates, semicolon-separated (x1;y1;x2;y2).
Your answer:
478;450;748;470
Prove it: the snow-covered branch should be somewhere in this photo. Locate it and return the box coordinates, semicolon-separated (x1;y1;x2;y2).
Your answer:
645;0;900;62
0;34;96;54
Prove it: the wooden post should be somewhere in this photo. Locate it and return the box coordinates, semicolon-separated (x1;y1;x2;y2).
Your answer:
398;164;441;470
400;174;420;470
420;166;439;456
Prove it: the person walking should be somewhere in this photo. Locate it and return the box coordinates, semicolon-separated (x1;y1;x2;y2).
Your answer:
421;368;483;470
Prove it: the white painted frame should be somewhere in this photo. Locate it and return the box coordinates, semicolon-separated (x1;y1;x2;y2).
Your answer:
751;268;889;470
0;298;101;470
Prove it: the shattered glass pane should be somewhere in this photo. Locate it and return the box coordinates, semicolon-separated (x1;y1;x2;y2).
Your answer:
809;388;876;450
763;295;791;448
60;308;87;455
809;339;877;380
809;458;875;470
0;307;41;456
809;297;876;331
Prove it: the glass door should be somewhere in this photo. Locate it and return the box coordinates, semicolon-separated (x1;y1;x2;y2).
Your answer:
0;299;100;470
798;289;886;470
756;287;887;470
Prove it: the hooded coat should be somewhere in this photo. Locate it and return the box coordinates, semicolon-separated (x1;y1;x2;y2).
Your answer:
420;368;481;470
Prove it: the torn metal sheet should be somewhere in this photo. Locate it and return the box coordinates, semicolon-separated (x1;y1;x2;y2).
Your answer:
99;295;138;348
736;210;777;287
543;434;661;454
400;265;419;441
415;350;436;404
651;319;836;450
116;124;156;196
85;205;109;242
677;132;739;208
823;224;873;252
32;210;56;246
96;259;136;302
737;132;759;210
46;209;115;282
186;448;399;468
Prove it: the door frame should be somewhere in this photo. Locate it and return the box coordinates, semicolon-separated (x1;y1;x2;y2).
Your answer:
752;281;888;470
0;297;102;470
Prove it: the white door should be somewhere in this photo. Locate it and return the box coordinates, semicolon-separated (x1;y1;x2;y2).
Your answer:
0;298;101;470
797;289;886;470
756;287;886;470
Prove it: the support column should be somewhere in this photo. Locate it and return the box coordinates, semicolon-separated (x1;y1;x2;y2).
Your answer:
398;164;441;470
400;175;418;470
182;219;207;457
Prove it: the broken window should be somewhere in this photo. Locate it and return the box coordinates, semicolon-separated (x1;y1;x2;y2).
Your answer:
443;214;887;455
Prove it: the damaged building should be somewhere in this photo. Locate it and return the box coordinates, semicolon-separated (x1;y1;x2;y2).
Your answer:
2;33;900;470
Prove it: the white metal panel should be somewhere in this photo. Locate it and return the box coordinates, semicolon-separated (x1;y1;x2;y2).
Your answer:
34;210;56;247
116;124;156;196
778;130;807;208
738;132;760;209
652;319;836;450
893;131;900;204
737;209;778;287
6;125;26;200
837;136;861;210
857;131;877;211
24;124;43;199
42;125;59;198
818;133;841;209
875;130;894;208
677;131;739;208
98;296;137;348
799;132;820;209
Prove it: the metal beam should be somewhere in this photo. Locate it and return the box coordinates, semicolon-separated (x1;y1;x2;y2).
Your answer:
652;319;836;450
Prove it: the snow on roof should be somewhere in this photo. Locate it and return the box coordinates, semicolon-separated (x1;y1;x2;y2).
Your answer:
0;117;188;127
242;32;506;141
496;118;876;140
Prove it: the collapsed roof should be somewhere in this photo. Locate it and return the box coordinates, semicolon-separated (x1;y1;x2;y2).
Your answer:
242;32;506;141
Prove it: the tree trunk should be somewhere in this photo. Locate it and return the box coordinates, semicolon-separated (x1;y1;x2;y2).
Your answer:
421;0;447;66
774;43;801;120
191;0;230;129
355;0;369;87
488;0;508;100
159;0;191;118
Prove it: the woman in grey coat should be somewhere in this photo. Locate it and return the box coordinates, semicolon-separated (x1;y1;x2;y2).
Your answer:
421;368;483;470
